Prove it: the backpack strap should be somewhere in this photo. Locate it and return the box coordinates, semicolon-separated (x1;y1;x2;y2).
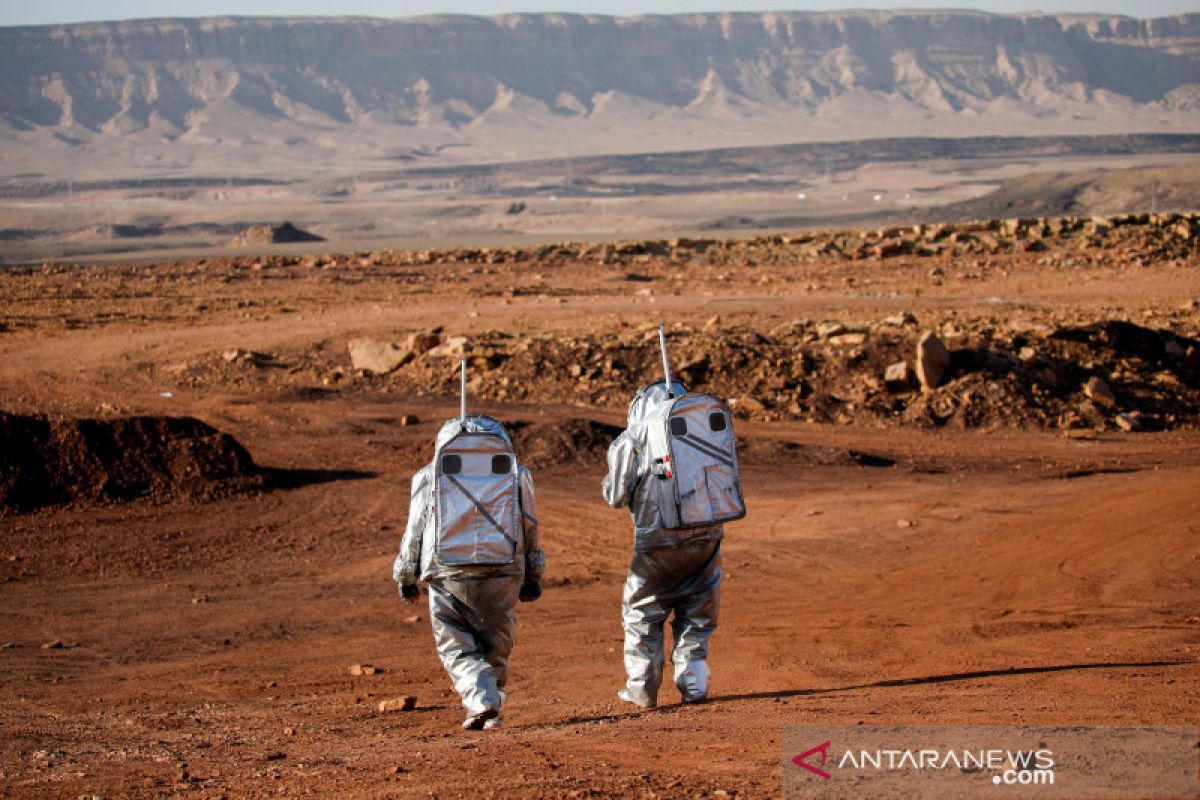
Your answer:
443;472;517;545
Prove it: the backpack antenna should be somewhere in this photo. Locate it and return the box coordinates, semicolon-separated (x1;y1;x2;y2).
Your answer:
657;325;675;397
460;358;467;420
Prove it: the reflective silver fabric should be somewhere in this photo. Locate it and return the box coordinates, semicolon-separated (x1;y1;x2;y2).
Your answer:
665;394;745;527
435;432;519;567
428;577;520;717
393;415;543;584
602;380;723;551
621;537;722;707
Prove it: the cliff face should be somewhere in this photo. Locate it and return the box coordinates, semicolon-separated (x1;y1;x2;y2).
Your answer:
0;11;1198;157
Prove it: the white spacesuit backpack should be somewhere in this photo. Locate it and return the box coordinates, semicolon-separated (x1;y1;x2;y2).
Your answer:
433;362;520;567
646;327;746;529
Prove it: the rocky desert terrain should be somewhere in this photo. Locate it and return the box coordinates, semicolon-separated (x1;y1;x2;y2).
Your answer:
1;210;1197;797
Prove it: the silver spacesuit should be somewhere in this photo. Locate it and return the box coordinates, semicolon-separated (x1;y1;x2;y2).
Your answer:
602;380;722;707
393;415;545;730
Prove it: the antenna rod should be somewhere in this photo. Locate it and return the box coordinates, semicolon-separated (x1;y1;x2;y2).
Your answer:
460;359;467;419
657;325;673;396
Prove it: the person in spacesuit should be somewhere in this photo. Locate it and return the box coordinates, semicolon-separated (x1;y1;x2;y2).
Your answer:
601;378;723;708
393;414;545;730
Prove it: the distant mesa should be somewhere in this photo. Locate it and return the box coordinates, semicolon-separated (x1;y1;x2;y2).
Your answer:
230;222;324;247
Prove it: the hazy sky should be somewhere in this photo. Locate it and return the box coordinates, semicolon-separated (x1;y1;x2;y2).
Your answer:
0;0;1196;26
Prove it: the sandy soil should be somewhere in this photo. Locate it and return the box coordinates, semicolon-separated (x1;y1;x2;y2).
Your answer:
0;234;1198;798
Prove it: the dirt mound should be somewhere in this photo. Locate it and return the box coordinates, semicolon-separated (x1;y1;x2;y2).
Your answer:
508;418;623;467
230;222;324;246
0;412;262;513
362;318;1200;433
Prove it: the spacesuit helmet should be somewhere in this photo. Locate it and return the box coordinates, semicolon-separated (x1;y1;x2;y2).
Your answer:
626;378;688;427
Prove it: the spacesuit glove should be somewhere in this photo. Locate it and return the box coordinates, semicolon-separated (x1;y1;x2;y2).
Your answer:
400;583;420;604
518;580;542;603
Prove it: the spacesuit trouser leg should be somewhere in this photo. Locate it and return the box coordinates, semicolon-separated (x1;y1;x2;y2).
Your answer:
427;577;520;718
669;542;721;702
621;537;722;707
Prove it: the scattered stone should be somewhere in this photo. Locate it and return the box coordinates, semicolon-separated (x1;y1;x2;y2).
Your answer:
404;331;442;355
428;336;467;358
349;663;380;676
40;640;64;650
736;396;766;413
504;202;526;215
828;332;867;347
881;312;917;327
897;518;917;528
283;726;295;737
704;314;722;331
1018;346;1037;363
1187;345;1200;374
348;338;412;375
884;361;911;391
402;614;422;624
916;332;952;391
1165;340;1186;358
1115;412;1144;432
1083;376;1117;409
817;322;846;339
399;414;419;426
377;696;418;713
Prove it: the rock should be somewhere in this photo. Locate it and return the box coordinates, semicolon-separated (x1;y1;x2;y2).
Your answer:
377;696;417;713
1164;339;1185;358
402;614;421;624
428;336;467;358
704;314;722;331
223;348;247;363
348;338;412;375
399;414;419;426
1187;345;1200;374
40;640;64;650
884;361;911;391
915;332;952;391
504;202;526;215
1115;412;1144;432
404;331;442;355
1083;376;1116;409
817;322;846;339
828;332;867;347
349;663;380;676
880;312;916;327
896;518;917;528
1018;346;1037;363
737;396;766;413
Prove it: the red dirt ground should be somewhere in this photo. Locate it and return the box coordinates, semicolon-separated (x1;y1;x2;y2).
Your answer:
0;235;1197;798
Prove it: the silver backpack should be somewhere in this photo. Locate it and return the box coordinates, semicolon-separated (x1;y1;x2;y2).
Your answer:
433;363;520;566
645;327;746;529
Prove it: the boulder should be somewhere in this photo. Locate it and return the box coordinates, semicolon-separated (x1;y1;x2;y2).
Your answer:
1083;376;1117;409
348;338;412;375
916;332;952;391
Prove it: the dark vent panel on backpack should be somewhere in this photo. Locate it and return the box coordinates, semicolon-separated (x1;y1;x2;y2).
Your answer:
669;417;688;436
709;412;727;432
441;454;462;475
491;454;512;474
